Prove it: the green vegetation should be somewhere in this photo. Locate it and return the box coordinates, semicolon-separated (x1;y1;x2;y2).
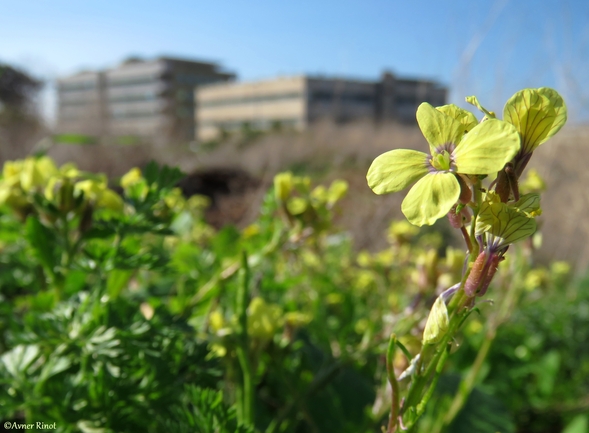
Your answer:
0;88;587;433
52;134;98;146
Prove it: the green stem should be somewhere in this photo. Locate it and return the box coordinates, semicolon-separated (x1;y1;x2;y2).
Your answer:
400;288;469;426
469;179;483;257
235;251;254;426
437;257;525;431
386;334;401;433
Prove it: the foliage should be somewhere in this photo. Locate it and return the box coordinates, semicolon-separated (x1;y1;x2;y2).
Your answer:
0;88;586;433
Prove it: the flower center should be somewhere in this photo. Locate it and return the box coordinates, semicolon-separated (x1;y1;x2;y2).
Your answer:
431;150;452;171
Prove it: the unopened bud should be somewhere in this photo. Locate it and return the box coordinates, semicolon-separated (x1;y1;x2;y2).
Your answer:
477;254;500;297
495;170;509;202
423;296;449;345
464;252;500;297
465;252;486;297
447;205;463;229
447;205;471;229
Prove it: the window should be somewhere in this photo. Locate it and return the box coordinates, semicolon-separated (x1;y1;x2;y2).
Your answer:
108;92;158;103
199;92;303;108
59;81;97;92
107;73;160;88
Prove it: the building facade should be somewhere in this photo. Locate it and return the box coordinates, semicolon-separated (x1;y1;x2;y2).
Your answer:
56;71;107;137
195;72;447;141
56;57;235;143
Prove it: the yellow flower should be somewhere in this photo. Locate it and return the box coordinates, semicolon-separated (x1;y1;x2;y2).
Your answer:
20;157;58;191
284;312;312;328
75;177;123;212
163;187;186;212
2;160;24;187
247;297;283;341
120;167;143;189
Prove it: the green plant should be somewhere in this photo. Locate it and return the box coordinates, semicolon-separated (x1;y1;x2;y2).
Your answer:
367;88;567;431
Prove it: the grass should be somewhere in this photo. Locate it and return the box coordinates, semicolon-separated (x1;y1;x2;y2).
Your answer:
52;133;97;145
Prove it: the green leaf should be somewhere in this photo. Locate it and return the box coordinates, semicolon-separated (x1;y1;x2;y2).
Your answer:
537;350;560;397
143;160;160;186
106;269;133;298
1;344;40;377
423;295;449;344
563;415;588;433
25;216;57;274
63;270;88;296
436;104;478;132
503;88;567;154
453;119;520;174
401;172;460;226
366;149;429;195
417;103;466;153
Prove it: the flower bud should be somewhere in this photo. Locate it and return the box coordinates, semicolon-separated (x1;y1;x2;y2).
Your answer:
447;205;463;229
273;172;293;203
447;205;471;229
464;252;500;297
477;254;500;297
465;252;486;297
423;295;449;344
495;169;511;203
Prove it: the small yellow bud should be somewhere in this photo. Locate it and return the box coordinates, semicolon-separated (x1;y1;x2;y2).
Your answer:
423;295;449;345
121;167;143;189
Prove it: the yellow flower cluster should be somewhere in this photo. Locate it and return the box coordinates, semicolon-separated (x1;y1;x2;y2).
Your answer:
0;156;123;216
247;297;283;341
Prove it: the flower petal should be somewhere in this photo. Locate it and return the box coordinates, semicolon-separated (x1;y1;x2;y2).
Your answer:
513;193;541;215
503;88;567;154
436;104;479;132
417;103;465;153
401;172;460;226
453;119;520;174
367;149;429;194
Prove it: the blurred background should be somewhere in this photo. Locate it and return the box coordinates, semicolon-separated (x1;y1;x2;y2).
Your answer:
1;0;589;268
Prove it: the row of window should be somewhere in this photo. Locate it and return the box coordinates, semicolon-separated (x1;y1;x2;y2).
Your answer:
198;91;377;108
106;72;164;87
310;92;374;104
199;118;301;130
59;98;100;106
108;107;192;120
108;93;159;103
175;73;226;86
110;108;163;119
199;92;304;108
107;73;227;88
59;81;99;92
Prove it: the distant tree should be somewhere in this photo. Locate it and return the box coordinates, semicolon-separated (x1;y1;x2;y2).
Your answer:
0;63;43;161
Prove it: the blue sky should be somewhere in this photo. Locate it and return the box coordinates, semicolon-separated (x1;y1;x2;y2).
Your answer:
1;0;588;123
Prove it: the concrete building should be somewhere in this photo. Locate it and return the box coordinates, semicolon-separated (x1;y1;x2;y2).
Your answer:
56;57;235;143
195;72;447;141
56;71;107;137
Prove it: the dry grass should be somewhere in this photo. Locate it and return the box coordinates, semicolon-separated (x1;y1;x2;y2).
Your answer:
35;120;589;271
